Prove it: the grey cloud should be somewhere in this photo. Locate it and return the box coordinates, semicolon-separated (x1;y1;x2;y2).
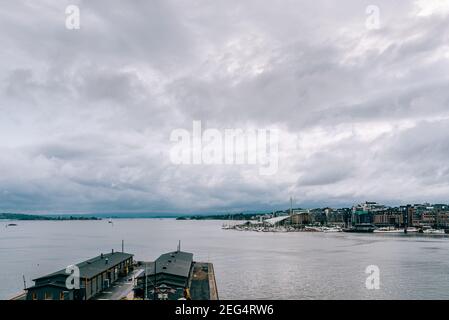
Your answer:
297;153;355;186
1;0;449;213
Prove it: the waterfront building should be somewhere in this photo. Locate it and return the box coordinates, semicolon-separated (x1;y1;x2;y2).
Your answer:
437;212;449;228
371;207;404;227
134;250;218;300
434;204;449;211
367;203;449;228
373;211;403;227
309;208;326;225
421;211;449;228
26;251;133;300
290;212;310;225
421;211;436;225
352;202;391;226
399;205;414;228
357;201;386;213
412;204;426;226
352;209;372;224
326;208;347;227
135;251;192;300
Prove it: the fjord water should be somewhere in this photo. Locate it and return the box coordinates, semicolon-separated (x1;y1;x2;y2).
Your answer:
1;219;449;300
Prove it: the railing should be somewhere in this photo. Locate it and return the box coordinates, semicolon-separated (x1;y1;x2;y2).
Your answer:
9;291;27;300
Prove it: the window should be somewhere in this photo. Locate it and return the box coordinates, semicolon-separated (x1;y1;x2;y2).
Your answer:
31;292;37;300
60;292;65;300
44;292;52;300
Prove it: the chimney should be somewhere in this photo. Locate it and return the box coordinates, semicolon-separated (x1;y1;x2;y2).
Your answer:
101;253;104;259
112;249;114;254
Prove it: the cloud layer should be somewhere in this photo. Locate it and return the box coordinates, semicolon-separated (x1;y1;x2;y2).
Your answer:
1;0;449;213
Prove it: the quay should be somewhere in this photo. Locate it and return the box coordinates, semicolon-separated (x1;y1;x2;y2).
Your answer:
13;246;218;300
189;262;218;300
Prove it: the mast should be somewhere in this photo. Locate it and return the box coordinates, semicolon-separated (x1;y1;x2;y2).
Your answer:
145;263;148;300
290;197;293;216
154;259;156;300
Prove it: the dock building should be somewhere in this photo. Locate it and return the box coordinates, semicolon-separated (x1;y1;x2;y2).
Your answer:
26;251;133;300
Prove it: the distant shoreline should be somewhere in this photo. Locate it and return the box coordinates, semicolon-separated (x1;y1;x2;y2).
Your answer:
0;212;264;221
176;213;261;221
0;213;100;221
0;213;195;221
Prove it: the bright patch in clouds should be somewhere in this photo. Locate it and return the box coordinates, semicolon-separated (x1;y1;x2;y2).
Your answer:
414;0;449;16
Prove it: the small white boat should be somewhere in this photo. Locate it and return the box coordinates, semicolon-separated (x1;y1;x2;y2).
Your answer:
374;227;403;233
423;229;445;234
322;227;342;233
303;226;323;232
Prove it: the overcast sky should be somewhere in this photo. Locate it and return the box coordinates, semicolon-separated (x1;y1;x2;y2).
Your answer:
1;0;449;214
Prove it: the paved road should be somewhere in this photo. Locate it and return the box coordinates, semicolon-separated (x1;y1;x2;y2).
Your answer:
93;268;144;300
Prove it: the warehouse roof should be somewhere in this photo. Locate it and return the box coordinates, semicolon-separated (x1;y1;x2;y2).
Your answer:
139;251;193;279
33;252;133;281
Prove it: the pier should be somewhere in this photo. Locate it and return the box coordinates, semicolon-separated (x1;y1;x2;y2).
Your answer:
189;262;219;300
17;248;218;300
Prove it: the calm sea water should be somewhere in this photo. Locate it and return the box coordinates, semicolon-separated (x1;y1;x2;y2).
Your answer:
1;219;449;300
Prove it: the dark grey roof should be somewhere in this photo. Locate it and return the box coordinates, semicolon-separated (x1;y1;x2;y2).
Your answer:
28;281;68;290
140;251;193;279
33;252;133;281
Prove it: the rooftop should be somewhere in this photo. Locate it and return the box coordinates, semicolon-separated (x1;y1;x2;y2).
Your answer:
264;215;290;225
140;251;193;279
33;251;133;281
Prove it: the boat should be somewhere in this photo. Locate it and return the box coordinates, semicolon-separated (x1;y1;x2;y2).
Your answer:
303;226;322;232
322;227;342;233
374;227;403;233
423;228;445;234
5;223;18;227
343;224;375;233
221;214;235;230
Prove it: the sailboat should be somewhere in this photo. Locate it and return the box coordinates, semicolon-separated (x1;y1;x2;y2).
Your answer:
221;214;233;229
